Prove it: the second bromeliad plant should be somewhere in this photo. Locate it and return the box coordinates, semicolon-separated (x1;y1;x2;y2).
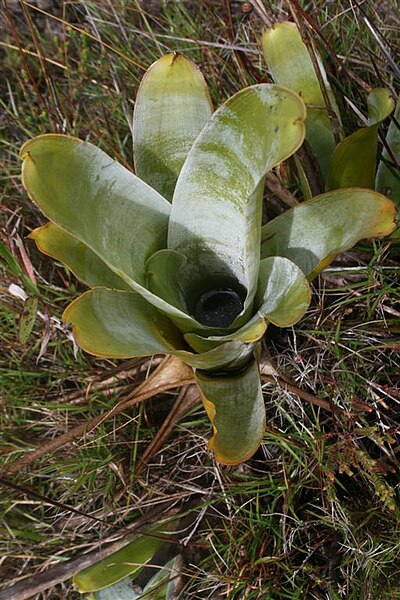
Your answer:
21;25;397;466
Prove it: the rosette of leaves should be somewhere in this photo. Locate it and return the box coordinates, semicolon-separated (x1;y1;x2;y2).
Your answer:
20;54;397;465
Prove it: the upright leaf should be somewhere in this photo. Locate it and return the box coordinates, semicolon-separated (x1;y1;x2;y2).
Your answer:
376;97;400;228
195;359;265;465
326;88;395;190
261;188;397;278
133;53;213;201
168;84;306;314
262;21;342;180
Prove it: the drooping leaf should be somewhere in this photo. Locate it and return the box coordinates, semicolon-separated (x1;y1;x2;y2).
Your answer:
63;287;253;370
262;21;342;179
133;53;213;201
20;134;205;333
63;288;183;358
20;135;170;287
168;84;306;315
73;522;174;593
376;97;400;229
326;88;395;190
261;188;397;278
30;223;130;290
195;359;265;465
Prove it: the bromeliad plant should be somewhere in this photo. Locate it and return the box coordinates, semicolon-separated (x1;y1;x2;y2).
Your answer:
20;53;397;465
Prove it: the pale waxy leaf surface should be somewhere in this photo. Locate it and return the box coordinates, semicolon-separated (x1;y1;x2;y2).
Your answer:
30;223;130;290
185;257;310;352
254;256;311;327
168;84;306;305
326;88;395;190
185;321;266;354
376;97;400;231
195;359;265;465
133;53;213;201
261;188;397;278
146;249;189;315
178;340;255;371
73;523;173;592
93;578;139;600
140;555;182;600
63;287;253;371
20;135;170;287
146;248;254;337
63;289;183;359
262;21;342;180
20;134;205;333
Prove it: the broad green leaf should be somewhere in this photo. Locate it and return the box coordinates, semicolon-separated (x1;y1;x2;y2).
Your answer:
63;287;254;370
73;522;173;593
20;135;170;287
168;84;306;310
376;97;400;228
326;88;395;190
254;256;310;326
63;288;183;358
179;340;255;371
261;188;397;278
195;359;265;465
133;53;213;201
185;257;310;352
146;246;256;336
30;223;130;290
146;249;189;314
262;21;342;180
20;135;205;333
185;322;266;354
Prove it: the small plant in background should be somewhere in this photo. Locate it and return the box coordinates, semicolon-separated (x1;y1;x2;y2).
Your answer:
262;21;399;214
20;49;397;467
